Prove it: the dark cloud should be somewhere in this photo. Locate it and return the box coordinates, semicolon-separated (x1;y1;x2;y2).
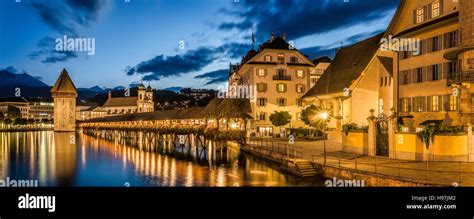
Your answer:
219;0;398;41
195;69;229;85
29;37;78;63
28;0;107;63
30;0;108;34
127;42;253;81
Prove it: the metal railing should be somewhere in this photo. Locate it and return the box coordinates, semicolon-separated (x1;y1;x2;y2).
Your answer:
311;153;474;185
272;75;291;81
447;71;474;84
245;139;303;160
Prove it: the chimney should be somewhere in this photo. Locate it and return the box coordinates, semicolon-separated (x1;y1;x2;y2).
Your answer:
108;91;111;99
282;32;286;41
270;32;274;41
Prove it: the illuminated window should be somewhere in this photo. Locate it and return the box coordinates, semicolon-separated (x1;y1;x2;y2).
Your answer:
431;95;439;111
432;1;440;18
264;55;272;62
277;83;286;93
417;8;424;24
296;70;304;78
449;95;459;111
296;84;305;93
257;69;266;77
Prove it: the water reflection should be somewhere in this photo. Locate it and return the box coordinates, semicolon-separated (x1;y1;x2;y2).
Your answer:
0;131;322;186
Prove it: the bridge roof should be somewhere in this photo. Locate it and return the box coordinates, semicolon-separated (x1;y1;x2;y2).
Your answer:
80;98;252;123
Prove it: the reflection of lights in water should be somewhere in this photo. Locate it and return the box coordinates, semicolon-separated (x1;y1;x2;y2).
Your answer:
227;173;238;179
163;156;169;186
170;159;176;186
216;167;226;187
184;162;193;187
250;170;268;175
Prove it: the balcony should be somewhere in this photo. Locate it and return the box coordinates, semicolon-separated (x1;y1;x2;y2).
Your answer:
273;75;291;81
447;71;474;84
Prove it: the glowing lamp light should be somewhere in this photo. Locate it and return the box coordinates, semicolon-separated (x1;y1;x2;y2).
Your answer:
319;112;329;120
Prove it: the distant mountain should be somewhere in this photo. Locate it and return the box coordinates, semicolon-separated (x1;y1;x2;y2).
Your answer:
88;86;104;93
164;86;183;93
0;70;49;87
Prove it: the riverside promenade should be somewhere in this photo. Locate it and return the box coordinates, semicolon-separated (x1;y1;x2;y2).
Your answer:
247;137;474;186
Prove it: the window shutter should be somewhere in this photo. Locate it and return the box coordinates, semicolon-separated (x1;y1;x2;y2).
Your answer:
284;84;287;92
427;66;433;81
440;0;444;16
438;95;442;112
443;94;449;111
413;10;417;24
428;3;433;19
264;83;268;92
423;6;428;21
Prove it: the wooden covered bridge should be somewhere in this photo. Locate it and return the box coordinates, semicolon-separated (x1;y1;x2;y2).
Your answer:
78;98;252;159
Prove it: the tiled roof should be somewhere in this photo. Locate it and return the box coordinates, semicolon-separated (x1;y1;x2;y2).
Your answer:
378;56;393;76
51;69;77;93
312;56;332;65
102;97;138;107
262;36;294;50
303;33;384;97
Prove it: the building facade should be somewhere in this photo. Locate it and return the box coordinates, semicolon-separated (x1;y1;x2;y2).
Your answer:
384;0;474;129
310;56;332;87
228;33;322;137
92;83;154;117
303;33;395;131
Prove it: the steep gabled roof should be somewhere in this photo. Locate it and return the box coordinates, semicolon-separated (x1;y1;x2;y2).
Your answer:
303;33;384;98
312;56;332;65
51;69;77;94
378;56;394;76
102;97;138;107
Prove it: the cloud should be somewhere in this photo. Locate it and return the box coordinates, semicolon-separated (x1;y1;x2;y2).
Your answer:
29;37;78;63
218;0;399;42
195;69;229;85
30;0;109;35
28;0;108;63
1;66;19;74
127;42;253;81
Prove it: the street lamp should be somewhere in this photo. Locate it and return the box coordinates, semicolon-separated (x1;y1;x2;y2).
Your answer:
319;111;329;165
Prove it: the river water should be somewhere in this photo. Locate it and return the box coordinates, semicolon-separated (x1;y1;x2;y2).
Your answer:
0;131;323;186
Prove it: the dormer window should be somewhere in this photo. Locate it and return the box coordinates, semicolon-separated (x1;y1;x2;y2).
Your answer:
277;53;285;64
264;55;272;62
290;56;298;63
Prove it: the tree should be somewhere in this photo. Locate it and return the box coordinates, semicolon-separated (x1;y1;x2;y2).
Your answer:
0;112;4;120
269;111;292;137
6;105;21;119
300;104;331;136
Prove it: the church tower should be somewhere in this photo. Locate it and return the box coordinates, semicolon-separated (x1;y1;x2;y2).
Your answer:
137;82;146;112
51;69;77;132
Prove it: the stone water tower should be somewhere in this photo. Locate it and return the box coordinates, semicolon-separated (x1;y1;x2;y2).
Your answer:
51;69;77;132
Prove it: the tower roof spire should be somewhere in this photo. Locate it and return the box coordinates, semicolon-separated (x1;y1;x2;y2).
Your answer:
51;68;77;94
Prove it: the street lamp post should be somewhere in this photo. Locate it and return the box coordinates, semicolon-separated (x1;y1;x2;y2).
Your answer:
319;112;329;165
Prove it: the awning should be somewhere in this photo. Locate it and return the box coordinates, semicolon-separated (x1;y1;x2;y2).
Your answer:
419;120;443;126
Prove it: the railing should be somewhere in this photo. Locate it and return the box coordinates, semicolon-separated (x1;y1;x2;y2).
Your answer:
245;139;303;160
447;71;474;84
311;153;474;185
272;75;291;81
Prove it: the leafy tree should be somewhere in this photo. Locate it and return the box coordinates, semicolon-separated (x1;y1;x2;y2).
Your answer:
269;111;292;133
4;118;12;125
6;105;21;119
0;112;4;120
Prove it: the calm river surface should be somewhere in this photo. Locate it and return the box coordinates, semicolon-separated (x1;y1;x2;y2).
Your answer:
0;131;323;186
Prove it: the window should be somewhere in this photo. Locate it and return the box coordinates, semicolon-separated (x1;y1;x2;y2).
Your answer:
416;68;423;83
277;53;285;64
277;83;286;93
258;98;267;107
431;64;439;80
257;69;266;77
403;71;410;84
277;69;286;76
257;83;267;92
432;1;440;18
432;36;440;52
296;84;305;93
444;30;459;49
290;56;298;63
413;97;425;112
400;98;411;113
430;95;440;111
258;112;266;121
311;78;317;84
449;95;459;111
277;98;286;107
416;8;424;24
296;70;304;78
296;98;303;107
264;55;272;62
